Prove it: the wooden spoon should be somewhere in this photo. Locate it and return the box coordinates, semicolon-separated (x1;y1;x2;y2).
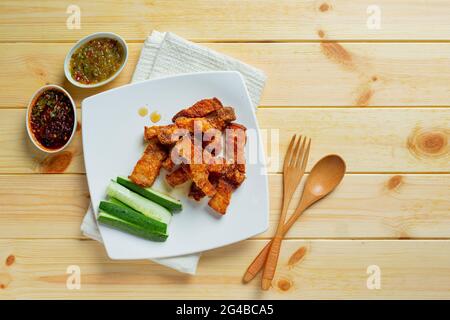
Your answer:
243;154;346;284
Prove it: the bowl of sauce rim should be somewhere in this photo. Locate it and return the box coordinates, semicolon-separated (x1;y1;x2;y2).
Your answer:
64;32;128;88
26;85;77;153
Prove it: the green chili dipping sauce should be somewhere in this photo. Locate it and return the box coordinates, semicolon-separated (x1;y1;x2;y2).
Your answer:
70;38;124;84
29;89;75;150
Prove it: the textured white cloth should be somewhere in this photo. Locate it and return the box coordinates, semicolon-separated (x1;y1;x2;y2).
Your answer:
81;31;266;274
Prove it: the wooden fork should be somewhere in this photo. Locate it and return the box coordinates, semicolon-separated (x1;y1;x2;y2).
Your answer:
261;134;311;290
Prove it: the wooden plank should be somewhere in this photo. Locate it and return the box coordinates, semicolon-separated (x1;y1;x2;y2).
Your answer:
259;108;450;173
4;43;450;108
0;109;85;174
1;174;449;239
1;1;450;41
1;239;450;299
1;108;448;174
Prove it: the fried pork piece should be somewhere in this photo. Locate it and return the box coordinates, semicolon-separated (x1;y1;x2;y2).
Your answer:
129;138;167;187
226;123;247;135
189;164;216;197
224;164;246;187
203;130;222;160
157;125;184;145
166;166;190;187
172;98;223;122
207;107;237;130
161;156;175;171
207;160;227;174
225;122;247;166
174;117;213;133
143;126;160;140
144;125;185;145
174;107;236;133
188;182;206;201
206;157;246;188
169;136;202;165
189;170;222;201
208;179;234;214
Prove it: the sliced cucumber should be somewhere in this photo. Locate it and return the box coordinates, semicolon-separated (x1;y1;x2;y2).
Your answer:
98;211;168;242
99;200;167;234
116;176;182;212
106;180;172;224
108;197;129;208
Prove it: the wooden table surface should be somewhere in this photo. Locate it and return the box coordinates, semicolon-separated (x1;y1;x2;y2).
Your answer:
1;0;450;299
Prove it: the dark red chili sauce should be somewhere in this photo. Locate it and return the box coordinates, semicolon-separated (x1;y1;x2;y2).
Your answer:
29;89;75;150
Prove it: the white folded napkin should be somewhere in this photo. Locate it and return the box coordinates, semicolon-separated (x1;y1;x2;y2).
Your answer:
81;31;266;274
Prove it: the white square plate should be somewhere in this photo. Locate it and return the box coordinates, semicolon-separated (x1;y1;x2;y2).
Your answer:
82;71;269;259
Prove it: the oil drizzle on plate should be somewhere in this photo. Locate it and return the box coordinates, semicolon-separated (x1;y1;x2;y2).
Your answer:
150;111;161;123
138;107;148;117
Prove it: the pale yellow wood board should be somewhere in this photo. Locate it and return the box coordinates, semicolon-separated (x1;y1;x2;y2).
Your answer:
1;1;450;41
1;108;448;174
1;239;450;299
1;174;449;239
259;108;450;173
3;43;450;108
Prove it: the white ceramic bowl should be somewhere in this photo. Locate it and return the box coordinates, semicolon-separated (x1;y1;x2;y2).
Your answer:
26;84;77;153
64;32;128;88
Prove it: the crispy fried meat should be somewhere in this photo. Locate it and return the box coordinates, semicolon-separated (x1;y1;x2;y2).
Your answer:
172;98;223;122
129;138;167;187
188;164;216;197
206;157;245;187
131;98;246;214
161;156;175;171
206;107;236;131
166;165;190;187
208;179;234;215
143;126;160;140
188;182;206;201
174;107;236;133
145;125;186;145
225;122;247;166
174;117;213;133
224;164;246;187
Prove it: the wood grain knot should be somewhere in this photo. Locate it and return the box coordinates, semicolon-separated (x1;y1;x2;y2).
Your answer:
288;246;307;268
0;273;12;289
34;67;47;79
5;254;15;266
277;278;293;291
407;128;449;159
398;231;411;239
40;151;73;173
355;88;373;106
319;3;330;12
387;175;403;191
317;30;325;38
320;42;353;68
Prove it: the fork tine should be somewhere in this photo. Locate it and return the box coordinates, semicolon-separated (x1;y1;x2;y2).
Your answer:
290;135;302;167
283;134;296;171
300;138;311;171
295;136;306;167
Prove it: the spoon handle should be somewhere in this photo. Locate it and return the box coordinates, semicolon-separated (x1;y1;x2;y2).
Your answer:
243;200;310;284
261;235;283;290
